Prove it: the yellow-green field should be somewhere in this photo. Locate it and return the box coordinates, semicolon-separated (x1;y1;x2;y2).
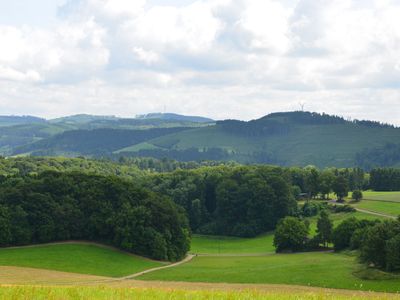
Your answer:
0;285;398;300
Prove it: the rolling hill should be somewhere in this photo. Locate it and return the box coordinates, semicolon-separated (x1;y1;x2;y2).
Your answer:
2;111;400;168
0;113;213;156
117;111;400;168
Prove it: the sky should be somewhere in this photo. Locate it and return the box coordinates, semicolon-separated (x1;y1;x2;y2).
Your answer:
0;0;400;123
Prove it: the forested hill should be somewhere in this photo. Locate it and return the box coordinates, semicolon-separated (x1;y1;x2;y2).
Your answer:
1;111;400;168
118;111;400;168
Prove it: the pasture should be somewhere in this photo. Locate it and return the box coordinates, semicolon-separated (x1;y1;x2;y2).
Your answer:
0;243;163;277
140;252;400;293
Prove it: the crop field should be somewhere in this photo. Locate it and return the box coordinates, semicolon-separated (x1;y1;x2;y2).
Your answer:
140;252;400;293
0;285;398;300
0;243;163;277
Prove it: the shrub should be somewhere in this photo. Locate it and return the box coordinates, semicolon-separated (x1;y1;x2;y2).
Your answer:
273;217;309;252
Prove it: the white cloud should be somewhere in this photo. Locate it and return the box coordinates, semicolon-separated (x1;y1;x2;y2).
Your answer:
0;0;400;124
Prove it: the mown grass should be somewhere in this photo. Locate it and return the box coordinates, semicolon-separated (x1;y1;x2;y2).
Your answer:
0;285;397;300
191;233;275;255
362;191;400;202
351;201;400;217
0;243;162;277
141;252;400;293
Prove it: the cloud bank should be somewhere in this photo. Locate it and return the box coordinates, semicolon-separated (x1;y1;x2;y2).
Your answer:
0;0;400;123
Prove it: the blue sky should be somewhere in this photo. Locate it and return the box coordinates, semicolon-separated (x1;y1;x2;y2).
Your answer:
0;0;400;124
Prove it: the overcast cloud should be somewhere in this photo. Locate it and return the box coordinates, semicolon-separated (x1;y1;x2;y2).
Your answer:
0;0;400;123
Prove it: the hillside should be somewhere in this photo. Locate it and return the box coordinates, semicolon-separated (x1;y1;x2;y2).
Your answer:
136;113;214;123
0;114;212;156
1;111;400;168
12;127;190;156
119;111;400;168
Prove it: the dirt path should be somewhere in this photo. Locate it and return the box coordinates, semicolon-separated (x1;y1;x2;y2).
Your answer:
121;254;195;279
329;200;397;219
353;207;397;219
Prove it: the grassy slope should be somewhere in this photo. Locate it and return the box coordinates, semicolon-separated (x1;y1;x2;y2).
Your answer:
0;243;162;277
140;252;400;293
127;122;400;167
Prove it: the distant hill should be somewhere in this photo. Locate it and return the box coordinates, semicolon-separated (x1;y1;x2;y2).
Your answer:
136;113;214;123
0;114;212;155
13;127;190;156
2;111;400;168
117;111;400;168
0;115;46;127
49;114;119;125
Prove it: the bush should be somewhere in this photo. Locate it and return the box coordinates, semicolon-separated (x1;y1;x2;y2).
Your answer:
273;217;309;252
332;217;361;251
301;201;328;217
352;190;363;202
330;204;356;213
360;220;400;271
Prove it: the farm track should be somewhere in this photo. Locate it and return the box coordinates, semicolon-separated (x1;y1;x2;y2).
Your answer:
329;200;397;219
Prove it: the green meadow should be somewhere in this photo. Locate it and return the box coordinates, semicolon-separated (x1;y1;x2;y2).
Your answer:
140;252;400;293
0;243;163;277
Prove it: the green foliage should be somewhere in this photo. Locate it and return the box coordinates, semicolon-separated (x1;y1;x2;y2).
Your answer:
360;220;400;271
370;168;400;191
0;172;190;261
273;217;309;252
332;217;362;251
316;210;333;247
301;201;327;217
352;190;363;201
333;176;349;201
148;165;296;238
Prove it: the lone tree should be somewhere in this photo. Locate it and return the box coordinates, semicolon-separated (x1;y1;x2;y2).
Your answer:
273;217;309;252
333;176;349;202
316;210;333;247
352;190;363;202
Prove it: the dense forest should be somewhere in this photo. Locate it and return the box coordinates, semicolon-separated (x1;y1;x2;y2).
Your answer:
0;156;399;263
0;171;189;261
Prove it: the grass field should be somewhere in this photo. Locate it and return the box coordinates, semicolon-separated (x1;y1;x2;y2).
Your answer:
362;191;400;202
0;243;163;277
351;200;400;217
0;285;397;300
140;252;400;293
191;233;275;255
